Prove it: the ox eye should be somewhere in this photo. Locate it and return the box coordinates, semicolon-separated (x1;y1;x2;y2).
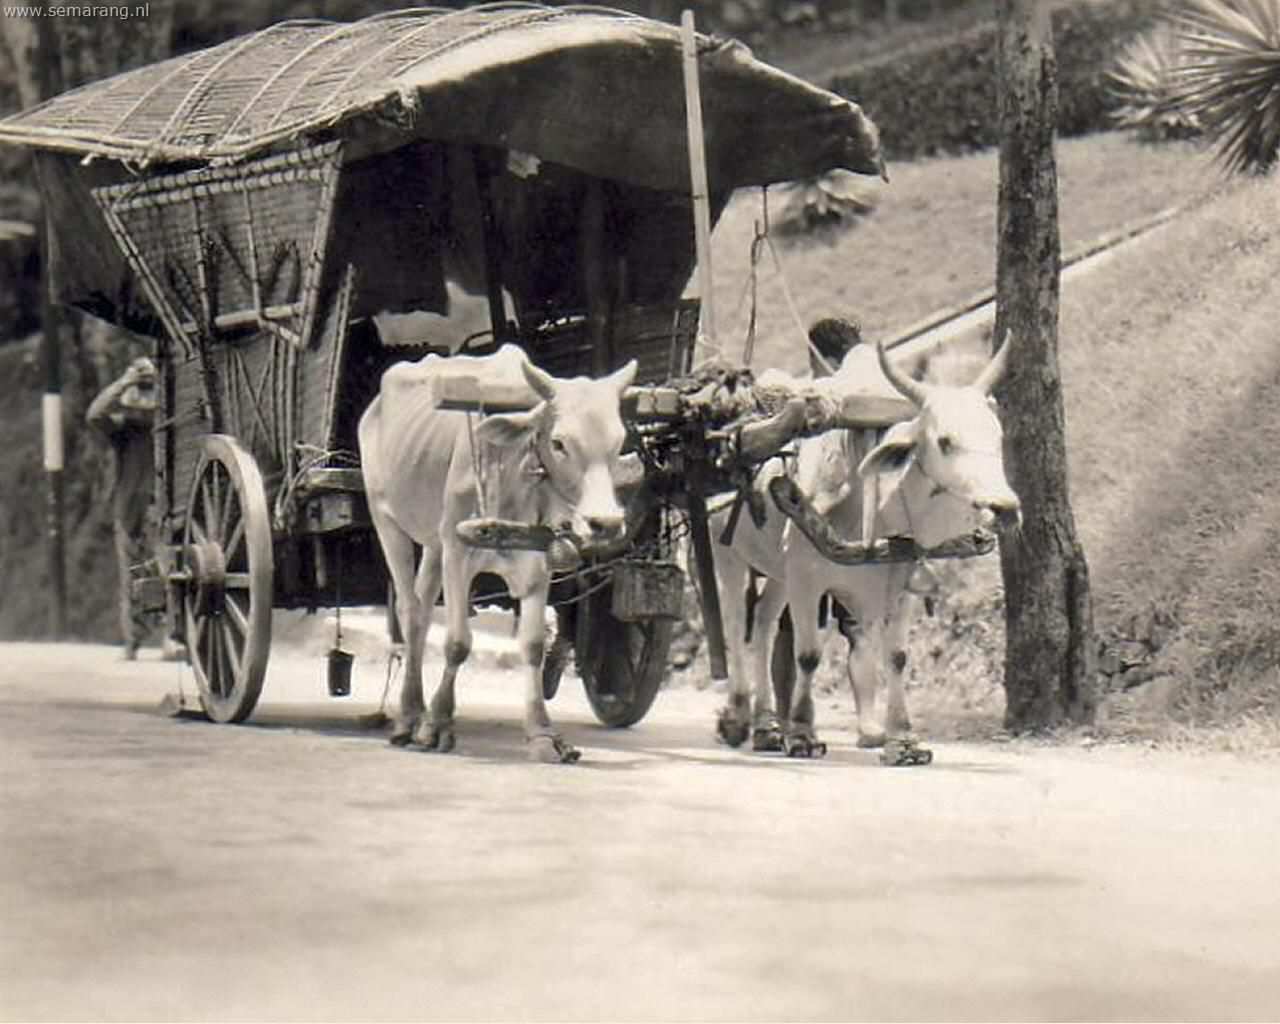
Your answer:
550;437;568;457
938;436;955;456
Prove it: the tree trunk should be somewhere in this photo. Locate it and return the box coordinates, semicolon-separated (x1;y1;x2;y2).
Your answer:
994;0;1095;731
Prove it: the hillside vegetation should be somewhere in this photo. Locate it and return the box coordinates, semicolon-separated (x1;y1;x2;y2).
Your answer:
1059;172;1280;740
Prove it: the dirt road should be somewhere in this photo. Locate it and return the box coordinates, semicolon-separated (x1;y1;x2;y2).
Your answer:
2;640;1278;1022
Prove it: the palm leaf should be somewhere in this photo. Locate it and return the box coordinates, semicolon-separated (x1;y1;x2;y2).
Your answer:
1107;23;1202;139
1170;0;1280;173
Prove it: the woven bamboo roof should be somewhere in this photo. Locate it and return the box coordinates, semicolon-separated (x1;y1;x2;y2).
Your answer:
0;4;883;190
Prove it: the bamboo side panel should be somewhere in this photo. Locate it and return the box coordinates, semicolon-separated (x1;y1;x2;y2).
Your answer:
167;352;210;530
164;328;298;528
296;264;357;458
92;141;343;358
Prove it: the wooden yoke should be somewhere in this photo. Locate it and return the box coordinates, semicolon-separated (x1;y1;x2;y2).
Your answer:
426;374;913;434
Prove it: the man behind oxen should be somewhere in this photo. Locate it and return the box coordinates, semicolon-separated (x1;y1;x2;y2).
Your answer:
755;317;864;675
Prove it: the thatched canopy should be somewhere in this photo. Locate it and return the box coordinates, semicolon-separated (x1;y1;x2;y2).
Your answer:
0;4;883;193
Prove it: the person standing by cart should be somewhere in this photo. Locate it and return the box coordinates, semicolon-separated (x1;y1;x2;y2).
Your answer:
86;355;160;660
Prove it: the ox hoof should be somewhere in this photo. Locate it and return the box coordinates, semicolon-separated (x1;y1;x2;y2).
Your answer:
528;734;580;764
388;725;415;747
415;720;456;753
783;733;828;759
716;708;751;749
751;725;784;752
880;738;933;767
855;731;887;750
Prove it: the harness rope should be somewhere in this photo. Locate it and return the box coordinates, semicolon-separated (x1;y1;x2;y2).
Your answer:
736;187;840;376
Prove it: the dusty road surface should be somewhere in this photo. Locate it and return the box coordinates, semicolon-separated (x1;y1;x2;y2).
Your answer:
3;636;1279;1023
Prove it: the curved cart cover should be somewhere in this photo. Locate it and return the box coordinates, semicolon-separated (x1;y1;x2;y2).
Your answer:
0;3;882;332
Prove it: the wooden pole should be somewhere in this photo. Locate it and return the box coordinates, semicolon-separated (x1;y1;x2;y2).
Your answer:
680;10;717;361
39;207;66;640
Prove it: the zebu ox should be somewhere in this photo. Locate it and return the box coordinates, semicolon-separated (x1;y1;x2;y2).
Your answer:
359;345;637;763
712;339;1020;757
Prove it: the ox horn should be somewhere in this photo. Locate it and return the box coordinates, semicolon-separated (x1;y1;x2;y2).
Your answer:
973;330;1012;395
521;360;559;402
876;339;928;407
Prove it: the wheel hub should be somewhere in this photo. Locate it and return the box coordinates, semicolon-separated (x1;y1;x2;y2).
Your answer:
185;541;227;618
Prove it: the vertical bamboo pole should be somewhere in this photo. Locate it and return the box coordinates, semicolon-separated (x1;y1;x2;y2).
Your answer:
37;194;67;641
680;10;716;360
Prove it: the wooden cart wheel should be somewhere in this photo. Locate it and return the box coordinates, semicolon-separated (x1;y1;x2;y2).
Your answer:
576;585;673;728
182;435;273;723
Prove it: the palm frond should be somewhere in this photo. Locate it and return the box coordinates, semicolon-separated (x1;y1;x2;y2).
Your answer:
1170;0;1280;173
1107;23;1202;139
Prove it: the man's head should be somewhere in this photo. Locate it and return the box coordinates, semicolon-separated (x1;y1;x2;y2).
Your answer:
120;356;157;411
808;317;863;378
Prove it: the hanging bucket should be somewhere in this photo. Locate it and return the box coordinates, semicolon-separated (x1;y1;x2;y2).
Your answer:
327;648;354;697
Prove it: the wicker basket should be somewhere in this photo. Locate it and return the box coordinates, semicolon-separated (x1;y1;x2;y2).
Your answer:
611;559;686;622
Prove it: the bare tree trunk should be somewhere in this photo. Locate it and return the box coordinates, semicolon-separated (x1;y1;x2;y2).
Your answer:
994;0;1096;731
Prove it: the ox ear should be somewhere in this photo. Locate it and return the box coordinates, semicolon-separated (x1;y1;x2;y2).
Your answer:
474;406;546;449
607;359;639;394
857;421;918;479
521;360;560;402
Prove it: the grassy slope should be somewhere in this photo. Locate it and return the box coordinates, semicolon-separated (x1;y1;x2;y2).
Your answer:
1059;174;1280;735
706;132;1280;744
708;134;1224;374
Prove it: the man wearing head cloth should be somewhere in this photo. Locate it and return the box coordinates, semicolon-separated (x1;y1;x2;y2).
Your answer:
87;356;160;659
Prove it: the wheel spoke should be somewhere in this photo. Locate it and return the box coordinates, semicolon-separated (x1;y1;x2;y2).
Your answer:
220;620;244;681
224;516;245;565
192;604;209;648
195;612;215;696
211;616;229;696
219;473;235;545
224;592;249;638
189;519;208;546
201;475;219;542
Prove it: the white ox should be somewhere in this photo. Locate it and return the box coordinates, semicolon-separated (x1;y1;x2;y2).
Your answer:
359;344;637;763
711;339;1020;757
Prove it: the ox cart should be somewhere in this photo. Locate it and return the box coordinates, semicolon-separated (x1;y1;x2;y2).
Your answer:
0;4;972;732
